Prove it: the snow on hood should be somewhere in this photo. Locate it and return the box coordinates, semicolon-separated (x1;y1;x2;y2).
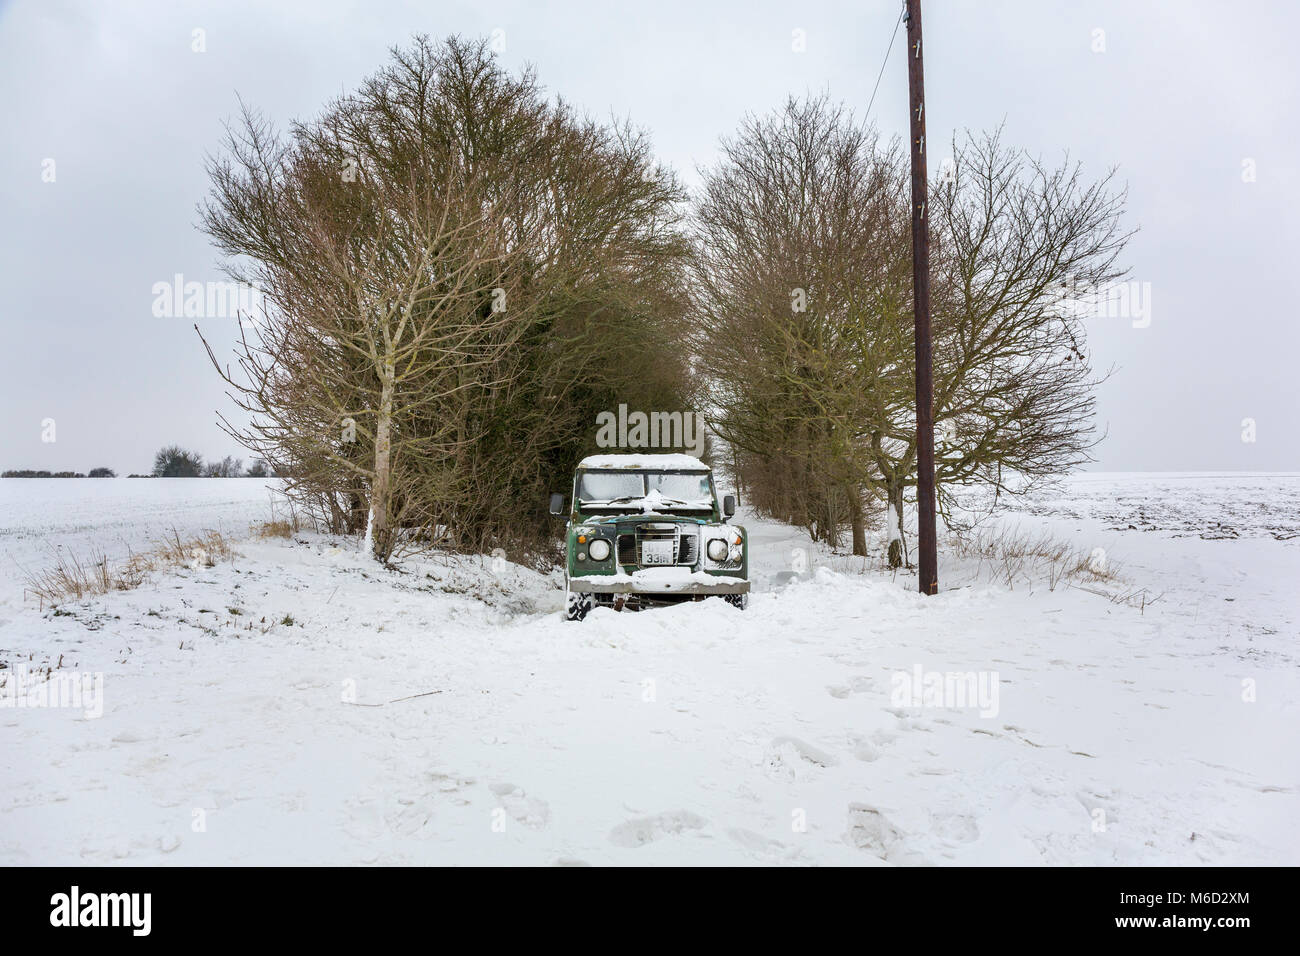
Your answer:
632;488;710;512
577;453;709;471
580;488;714;514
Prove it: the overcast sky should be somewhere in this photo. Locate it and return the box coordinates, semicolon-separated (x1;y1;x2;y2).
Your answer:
2;0;1297;474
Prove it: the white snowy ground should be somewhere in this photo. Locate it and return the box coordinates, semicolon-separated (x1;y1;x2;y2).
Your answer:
1;474;1296;866
0;477;283;579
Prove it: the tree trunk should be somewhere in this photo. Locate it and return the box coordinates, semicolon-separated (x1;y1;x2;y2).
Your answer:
731;448;742;506
370;360;395;562
849;487;868;557
886;478;907;569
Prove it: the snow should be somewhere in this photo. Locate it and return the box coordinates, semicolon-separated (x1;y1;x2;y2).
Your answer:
1;473;1297;865
577;453;708;471
615;488;712;513
0;477;278;586
570;566;747;591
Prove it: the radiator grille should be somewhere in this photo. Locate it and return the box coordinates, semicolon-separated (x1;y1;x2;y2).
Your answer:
615;524;698;567
617;534;636;565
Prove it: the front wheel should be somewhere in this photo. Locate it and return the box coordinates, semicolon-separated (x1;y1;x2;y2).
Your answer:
723;593;749;610
565;589;593;621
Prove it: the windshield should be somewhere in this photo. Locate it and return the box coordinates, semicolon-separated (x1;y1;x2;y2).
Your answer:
577;470;714;510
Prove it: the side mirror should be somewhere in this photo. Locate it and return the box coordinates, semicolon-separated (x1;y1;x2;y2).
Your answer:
548;492;566;516
723;494;736;517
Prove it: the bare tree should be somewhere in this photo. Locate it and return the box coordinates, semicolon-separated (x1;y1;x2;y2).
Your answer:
203;456;244;478
868;128;1132;561
692;96;901;552
199;36;695;562
201;97;536;558
693;101;1131;565
153;446;204;478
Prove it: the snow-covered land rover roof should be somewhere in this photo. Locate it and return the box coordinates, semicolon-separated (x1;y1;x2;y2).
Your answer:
576;453;709;471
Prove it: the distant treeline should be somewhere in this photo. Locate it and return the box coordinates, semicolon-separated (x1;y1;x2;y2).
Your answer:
4;448;271;479
2;469;112;478
151;446;269;478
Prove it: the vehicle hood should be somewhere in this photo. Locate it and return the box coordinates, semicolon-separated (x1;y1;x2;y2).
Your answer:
581;514;711;528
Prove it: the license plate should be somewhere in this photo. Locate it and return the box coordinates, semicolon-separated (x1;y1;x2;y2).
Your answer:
640;540;675;565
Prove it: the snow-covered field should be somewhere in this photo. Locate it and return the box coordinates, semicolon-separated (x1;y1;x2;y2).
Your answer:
0;478;280;588
1;474;1296;865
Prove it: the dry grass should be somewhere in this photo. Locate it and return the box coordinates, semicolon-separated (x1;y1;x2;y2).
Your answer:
22;549;115;604
252;499;310;539
24;530;234;608
948;526;1127;592
254;519;294;538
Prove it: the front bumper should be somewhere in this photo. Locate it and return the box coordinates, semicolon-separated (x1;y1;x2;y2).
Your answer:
570;573;749;596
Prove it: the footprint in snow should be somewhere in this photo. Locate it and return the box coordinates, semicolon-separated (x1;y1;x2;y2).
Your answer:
1075;789;1117;822
727;827;787;857
608;810;708;848
849;735;882;762
827;675;874;699
929;811;980;845
490;783;551;830
846;804;903;859
386;795;438;837
764;737;839;781
428;771;476;798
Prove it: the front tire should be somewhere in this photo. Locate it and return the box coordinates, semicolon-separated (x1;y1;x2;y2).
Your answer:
723;593;749;610
565;589;593;621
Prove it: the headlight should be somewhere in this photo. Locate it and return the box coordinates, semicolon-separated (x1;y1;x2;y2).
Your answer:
587;538;611;561
706;538;729;562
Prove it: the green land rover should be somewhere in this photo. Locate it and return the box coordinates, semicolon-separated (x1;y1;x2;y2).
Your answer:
549;454;750;621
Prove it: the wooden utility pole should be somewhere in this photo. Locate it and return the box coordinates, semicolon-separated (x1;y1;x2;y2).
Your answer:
905;0;938;595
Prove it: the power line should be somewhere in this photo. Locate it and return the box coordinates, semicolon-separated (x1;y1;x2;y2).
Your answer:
865;2;906;121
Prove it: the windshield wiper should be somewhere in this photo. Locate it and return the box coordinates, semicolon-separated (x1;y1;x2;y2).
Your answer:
581;494;705;508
